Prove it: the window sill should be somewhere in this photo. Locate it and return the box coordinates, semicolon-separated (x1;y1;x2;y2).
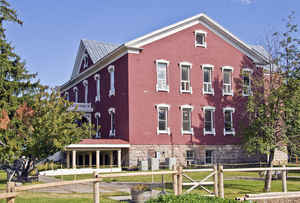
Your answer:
180;89;193;94
242;92;253;97
223;92;234;96
195;43;207;48
181;128;194;135
203;129;216;136
157;128;170;135
156;85;169;92
224;128;235;136
203;91;214;95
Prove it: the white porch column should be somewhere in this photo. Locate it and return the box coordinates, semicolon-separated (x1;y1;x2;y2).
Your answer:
117;149;121;168
83;153;86;168
72;150;76;169
66;151;70;169
96;150;100;169
89;152;92;167
109;151;113;167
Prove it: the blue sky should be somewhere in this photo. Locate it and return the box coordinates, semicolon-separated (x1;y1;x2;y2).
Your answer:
5;0;300;87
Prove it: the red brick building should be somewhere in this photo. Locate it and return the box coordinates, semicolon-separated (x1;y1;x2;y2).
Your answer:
60;13;268;169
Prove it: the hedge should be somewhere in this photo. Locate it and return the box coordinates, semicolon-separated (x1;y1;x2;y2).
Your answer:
146;194;250;203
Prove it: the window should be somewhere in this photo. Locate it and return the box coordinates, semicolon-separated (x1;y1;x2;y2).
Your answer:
242;68;253;96
94;74;100;102
82;80;88;103
222;66;233;96
224;107;235;135
108;65;115;97
202;65;214;95
205;150;214;164
95;112;101;138
156;104;170;135
179;62;192;93
64;92;69;101
186;150;195;160
73;87;78;103
82;54;89;69
203;106;215;135
195;30;207;48
180;105;194;135
108;108;116;136
155;59;169;92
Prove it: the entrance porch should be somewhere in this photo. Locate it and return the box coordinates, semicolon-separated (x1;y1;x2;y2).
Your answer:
65;139;130;170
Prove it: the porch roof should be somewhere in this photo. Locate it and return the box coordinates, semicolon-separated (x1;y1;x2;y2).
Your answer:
65;138;130;150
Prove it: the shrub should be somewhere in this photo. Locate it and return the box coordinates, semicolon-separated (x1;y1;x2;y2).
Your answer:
146;194;250;203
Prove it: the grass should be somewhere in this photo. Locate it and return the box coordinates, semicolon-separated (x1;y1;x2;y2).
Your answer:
0;192;120;203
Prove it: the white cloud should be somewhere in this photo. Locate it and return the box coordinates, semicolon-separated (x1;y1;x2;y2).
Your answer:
240;0;254;4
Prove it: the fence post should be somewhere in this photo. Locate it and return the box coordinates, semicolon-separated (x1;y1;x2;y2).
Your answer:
6;182;16;203
177;166;183;195
218;164;224;198
93;172;100;203
172;166;178;195
282;165;287;192
213;164;219;197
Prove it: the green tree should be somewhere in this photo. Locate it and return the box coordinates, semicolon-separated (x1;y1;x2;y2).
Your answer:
243;12;300;192
0;0;91;164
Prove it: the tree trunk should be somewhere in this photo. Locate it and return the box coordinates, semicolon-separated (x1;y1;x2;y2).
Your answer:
264;150;274;192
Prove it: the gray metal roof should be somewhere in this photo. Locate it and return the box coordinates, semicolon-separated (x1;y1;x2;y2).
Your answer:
81;39;120;63
249;45;270;60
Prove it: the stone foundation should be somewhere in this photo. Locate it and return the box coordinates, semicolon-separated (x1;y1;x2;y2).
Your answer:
128;144;259;167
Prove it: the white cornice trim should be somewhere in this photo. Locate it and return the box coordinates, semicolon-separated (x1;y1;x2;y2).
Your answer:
125;13;268;64
66;144;130;149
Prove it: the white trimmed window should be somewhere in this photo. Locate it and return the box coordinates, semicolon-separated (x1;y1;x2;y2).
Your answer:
108;65;115;97
224;107;235;135
186;150;195;160
82;54;89;69
203;106;216;135
180;105;194;135
242;68;253;96
95;112;101;138
108;108;116;136
179;62;192;93
202;64;214;95
156;104;170;135
73;87;78;103
195;30;207;48
222;66;233;96
155;59;169;92
94;74;100;102
64;92;69;101
83;80;88;103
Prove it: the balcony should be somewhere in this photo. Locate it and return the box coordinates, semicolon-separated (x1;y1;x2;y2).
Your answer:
68;103;93;113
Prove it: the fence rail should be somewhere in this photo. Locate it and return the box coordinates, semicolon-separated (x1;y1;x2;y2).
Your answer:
1;165;300;203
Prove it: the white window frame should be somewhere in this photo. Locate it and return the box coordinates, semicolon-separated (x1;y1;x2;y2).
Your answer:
64;92;69;101
222;66;234;96
242;68;253;96
82;80;88;103
108;65;115;97
186;150;195;161
203;106;216;135
155;59;170;92
223;107;235;136
108;107;116;136
195;30;207;48
202;64;214;95
94;74;100;102
156;104;170;135
82;53;89;69
73;87;78;103
179;62;192;94
95;112;101;138
180;104;194;135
